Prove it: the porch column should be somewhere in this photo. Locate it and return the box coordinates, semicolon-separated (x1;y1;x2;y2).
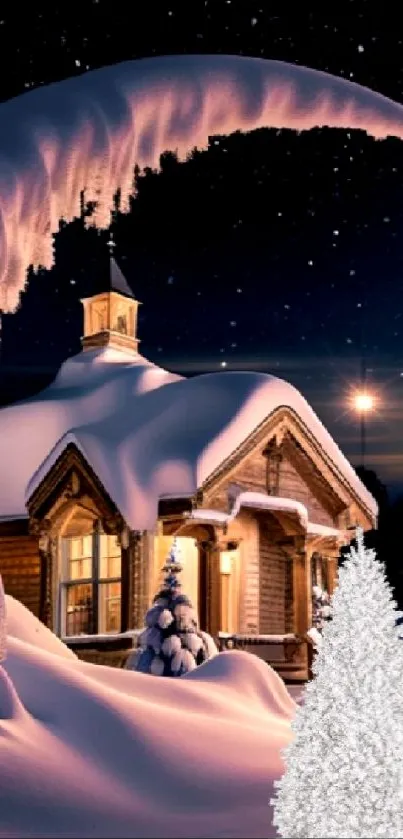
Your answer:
194;539;221;638
195;540;221;639
197;540;209;632
130;530;144;628
38;527;55;630
208;543;222;639
292;536;310;637
326;552;339;596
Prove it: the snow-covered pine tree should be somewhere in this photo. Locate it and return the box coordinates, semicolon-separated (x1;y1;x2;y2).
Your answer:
0;575;6;662
272;527;403;839
132;538;216;676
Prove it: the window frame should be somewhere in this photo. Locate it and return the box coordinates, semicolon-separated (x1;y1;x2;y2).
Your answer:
60;521;123;638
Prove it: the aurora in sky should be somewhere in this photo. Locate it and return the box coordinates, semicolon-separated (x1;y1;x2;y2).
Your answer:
1;53;403;312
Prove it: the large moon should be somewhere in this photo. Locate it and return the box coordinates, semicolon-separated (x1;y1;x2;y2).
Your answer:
1;53;403;312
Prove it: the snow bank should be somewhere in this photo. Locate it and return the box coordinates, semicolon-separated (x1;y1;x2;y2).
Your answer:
0;596;295;838
0;346;376;531
5;595;76;660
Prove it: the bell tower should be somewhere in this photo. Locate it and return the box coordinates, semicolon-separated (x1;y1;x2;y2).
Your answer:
80;239;141;354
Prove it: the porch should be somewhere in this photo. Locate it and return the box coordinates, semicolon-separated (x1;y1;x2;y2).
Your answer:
156;494;342;682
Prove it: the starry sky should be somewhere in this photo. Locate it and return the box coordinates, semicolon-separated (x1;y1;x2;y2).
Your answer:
1;0;403;495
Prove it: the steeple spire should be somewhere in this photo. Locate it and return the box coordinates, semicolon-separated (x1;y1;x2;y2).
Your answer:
80;240;141;354
106;233;135;299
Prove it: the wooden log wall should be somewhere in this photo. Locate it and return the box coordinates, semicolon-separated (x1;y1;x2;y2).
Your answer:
258;521;287;634
278;454;335;527
0;524;41;617
204;438;338;528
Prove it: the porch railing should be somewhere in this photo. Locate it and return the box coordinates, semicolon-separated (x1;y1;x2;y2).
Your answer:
217;632;311;680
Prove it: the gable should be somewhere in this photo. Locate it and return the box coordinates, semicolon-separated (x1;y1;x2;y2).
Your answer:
26;442;124;536
202;409;373;529
204;438;338;527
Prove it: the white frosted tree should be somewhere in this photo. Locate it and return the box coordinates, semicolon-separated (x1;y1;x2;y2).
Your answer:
272;528;403;839
0;574;6;662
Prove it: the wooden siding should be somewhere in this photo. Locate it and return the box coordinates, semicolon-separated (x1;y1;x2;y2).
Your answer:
225;512;259;633
278;456;335;526
204;437;338;527
239;514;260;633
0;532;41;617
259;521;289;634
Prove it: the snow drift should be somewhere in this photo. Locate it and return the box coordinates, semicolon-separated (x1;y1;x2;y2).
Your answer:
0;595;295;838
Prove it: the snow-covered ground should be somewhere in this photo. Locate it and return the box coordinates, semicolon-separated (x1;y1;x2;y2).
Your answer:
0;595;300;838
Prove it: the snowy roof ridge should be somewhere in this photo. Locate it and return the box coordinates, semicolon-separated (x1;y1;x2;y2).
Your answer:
0;349;377;531
25;431;89;504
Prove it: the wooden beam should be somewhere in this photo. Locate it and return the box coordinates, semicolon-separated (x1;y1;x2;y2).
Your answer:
292;538;310;636
207;546;222;638
0;518;30;538
158;497;193;518
327;556;339;596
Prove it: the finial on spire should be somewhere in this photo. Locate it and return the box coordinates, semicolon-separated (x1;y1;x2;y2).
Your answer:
107;232;116;256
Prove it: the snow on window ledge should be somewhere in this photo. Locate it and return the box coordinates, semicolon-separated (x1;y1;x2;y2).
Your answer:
62;629;141;646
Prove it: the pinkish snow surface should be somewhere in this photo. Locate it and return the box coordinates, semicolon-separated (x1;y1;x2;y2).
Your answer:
0;595;298;838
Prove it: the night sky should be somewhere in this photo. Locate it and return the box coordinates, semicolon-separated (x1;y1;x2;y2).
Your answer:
1;1;403;495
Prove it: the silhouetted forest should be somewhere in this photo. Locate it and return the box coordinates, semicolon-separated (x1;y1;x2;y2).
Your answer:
3;124;403;390
2;123;403;600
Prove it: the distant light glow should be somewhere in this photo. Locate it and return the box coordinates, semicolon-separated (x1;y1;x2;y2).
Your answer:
353;391;375;412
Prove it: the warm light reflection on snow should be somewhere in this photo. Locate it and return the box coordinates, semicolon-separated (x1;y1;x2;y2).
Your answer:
1;54;403;312
1;593;296;838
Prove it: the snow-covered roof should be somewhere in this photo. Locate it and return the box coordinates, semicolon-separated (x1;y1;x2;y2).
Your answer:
189;493;309;528
230;491;309;528
306;522;343;539
0;346;377;530
188;493;345;540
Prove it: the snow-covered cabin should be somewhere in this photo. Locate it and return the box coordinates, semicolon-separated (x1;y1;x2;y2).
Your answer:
0;257;377;679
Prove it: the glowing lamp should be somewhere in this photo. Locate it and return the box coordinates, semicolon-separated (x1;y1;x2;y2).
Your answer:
353;392;374;413
220;552;232;575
